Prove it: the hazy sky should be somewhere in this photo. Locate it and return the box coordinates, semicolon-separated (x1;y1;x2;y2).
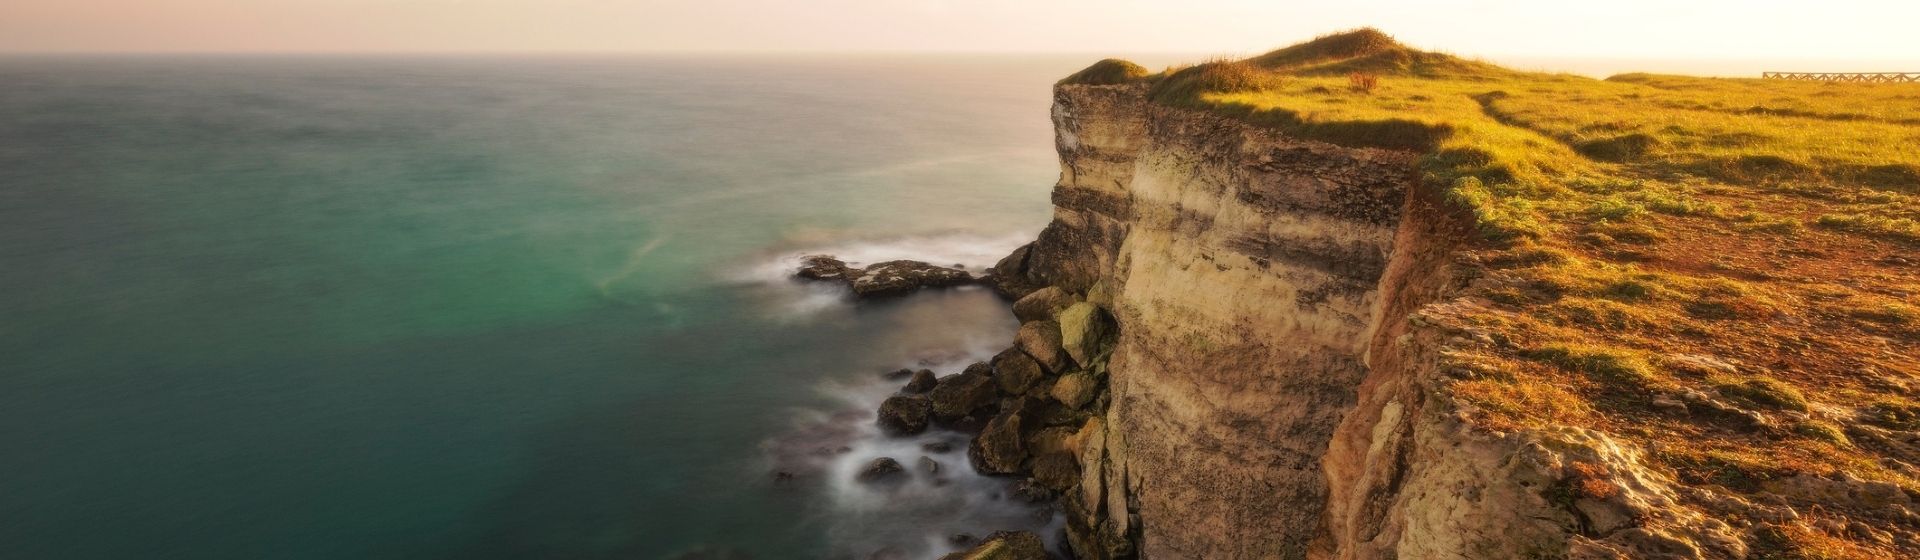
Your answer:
5;0;1919;61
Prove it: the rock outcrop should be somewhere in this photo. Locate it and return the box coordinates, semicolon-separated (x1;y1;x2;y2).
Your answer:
957;76;1753;559
877;395;932;435
794;256;978;298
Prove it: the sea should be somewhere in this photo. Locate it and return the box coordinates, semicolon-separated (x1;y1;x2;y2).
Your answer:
5;51;1906;560
0;54;1092;559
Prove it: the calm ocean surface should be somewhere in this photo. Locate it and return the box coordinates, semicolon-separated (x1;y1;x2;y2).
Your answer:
0;55;1085;559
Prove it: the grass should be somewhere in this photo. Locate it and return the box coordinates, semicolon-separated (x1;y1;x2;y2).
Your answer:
1093;29;1920;241
1059;58;1151;86
1056;28;1920;555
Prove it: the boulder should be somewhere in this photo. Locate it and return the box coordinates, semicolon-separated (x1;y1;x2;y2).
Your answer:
1016;320;1072;373
850;260;977;298
938;531;1048;560
1057;302;1113;366
903;369;939;393
1011;286;1075;323
855;457;906;483
1051;371;1099;410
970;408;1027;475
987;243;1040;299
877;395;932;435
795;255;856;281
929;370;998;420
918;455;941;475
992;347;1046;395
1030;451;1080;492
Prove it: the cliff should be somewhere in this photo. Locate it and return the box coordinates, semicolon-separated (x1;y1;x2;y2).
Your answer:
977;29;1920;560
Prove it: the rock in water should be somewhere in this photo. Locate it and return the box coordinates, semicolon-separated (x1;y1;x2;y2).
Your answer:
855;457;906;483
877;395;933;435
929;369;997;420
991;347;1045;395
793;256;979;298
938;531;1048;560
903;369;938;393
795;255;856;281
970;408;1026;475
1015;320;1072;373
850;260;977;298
918;455;941;475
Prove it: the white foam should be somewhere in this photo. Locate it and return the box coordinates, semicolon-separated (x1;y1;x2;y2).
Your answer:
771;342;1060;559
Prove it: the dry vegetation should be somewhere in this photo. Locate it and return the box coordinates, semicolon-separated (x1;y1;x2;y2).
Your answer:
1075;28;1920;557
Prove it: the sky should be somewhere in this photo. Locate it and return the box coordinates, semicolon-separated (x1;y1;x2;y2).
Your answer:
4;0;1919;63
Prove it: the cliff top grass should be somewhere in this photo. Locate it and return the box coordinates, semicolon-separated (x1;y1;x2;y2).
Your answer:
1078;29;1920;556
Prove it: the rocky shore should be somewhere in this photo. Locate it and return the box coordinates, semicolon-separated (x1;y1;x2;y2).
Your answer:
789;251;1123;559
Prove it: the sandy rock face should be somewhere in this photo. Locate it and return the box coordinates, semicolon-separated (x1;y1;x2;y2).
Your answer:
978;81;1744;560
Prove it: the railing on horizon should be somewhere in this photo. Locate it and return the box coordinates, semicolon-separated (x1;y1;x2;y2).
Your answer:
1762;72;1920;83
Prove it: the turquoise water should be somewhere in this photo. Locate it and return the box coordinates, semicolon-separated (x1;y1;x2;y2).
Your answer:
0;55;1075;559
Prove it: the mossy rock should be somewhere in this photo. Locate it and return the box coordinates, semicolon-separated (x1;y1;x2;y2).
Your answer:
1057;302;1113;366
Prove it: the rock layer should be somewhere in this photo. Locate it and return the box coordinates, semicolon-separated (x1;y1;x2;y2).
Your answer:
974;81;1740;559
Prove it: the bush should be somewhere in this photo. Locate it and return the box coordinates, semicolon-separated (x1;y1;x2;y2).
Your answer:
1348;72;1380;94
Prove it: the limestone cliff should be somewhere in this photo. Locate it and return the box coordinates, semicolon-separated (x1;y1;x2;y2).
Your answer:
984;81;1750;559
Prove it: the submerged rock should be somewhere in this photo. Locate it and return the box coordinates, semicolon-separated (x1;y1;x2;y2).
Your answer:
938;531;1048;560
877;395;933;435
856;457;906;483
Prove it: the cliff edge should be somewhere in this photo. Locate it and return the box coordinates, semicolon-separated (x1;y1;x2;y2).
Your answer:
980;29;1920;560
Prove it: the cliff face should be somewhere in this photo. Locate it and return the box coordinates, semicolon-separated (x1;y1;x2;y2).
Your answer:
994;83;1743;559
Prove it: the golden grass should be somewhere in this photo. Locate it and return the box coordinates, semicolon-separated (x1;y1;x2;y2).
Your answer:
1073;29;1920;554
1126;29;1920;242
1067;27;1920;556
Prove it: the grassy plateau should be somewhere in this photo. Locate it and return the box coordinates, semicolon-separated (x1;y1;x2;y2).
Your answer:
1070;29;1920;558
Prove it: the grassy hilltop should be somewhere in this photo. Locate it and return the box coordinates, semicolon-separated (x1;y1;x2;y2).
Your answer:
1070;29;1920;558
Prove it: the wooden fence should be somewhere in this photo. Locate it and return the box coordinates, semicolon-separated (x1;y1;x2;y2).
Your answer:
1762;72;1920;83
